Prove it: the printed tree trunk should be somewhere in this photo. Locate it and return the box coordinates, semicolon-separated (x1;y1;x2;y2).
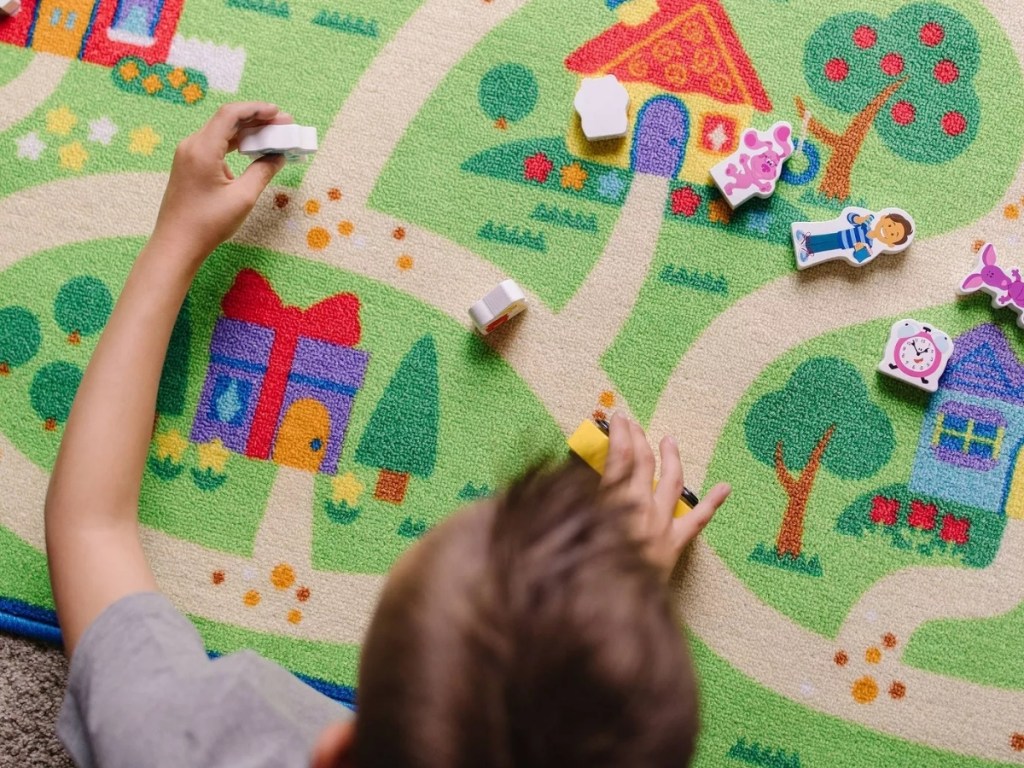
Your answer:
795;81;905;201
773;426;836;557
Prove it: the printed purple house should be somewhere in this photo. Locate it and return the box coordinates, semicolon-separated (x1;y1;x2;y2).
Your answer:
190;269;369;475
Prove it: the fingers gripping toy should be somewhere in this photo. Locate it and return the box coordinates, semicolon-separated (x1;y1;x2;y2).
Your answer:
878;319;954;393
710;121;793;209
959;243;1024;327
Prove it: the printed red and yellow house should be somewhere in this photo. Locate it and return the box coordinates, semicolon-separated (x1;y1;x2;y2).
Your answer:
0;0;183;65
565;0;772;182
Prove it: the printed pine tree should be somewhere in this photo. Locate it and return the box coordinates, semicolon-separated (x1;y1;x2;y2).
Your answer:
156;294;191;418
356;335;439;504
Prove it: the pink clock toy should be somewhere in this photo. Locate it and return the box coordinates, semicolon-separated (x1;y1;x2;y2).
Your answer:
878;319;954;393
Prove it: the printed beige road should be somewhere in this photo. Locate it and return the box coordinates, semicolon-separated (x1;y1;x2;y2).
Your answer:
0;53;70;133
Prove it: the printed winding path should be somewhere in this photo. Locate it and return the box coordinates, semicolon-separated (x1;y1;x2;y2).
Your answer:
0;52;70;133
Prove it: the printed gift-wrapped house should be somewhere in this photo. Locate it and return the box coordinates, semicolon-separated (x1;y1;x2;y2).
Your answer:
191;269;369;475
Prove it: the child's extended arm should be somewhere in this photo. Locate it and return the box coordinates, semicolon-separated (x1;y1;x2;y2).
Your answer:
45;103;288;656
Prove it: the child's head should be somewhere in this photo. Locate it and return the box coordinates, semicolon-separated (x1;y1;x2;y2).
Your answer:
876;213;913;246
352;462;700;767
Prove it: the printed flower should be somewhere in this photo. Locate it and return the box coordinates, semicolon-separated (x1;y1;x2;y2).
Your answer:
15;132;45;161
523;152;553;183
58;142;88;172
87;117;118;145
182;83;204;104
671;186;701;217
907;500;937;531
331;472;365;506
119;60;141;81
154;430;188;464
129;126;162;156
197;438;230;474
869;496;899;526
46;106;78;136
597;171;624;200
709;198;731;224
560;162;588;191
142;74;163;94
166;68;188;89
940;514;970;545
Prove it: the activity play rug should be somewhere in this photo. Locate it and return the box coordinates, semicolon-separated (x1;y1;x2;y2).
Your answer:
3;0;1024;763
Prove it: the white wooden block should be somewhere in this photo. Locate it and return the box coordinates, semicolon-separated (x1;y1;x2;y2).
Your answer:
877;319;953;394
792;207;915;270
0;0;21;15
469;279;526;335
958;242;1024;329
237;124;317;162
709;121;793;208
573;75;630;142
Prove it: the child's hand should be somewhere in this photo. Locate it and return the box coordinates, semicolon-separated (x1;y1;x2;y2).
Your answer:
603;413;731;580
152;102;291;265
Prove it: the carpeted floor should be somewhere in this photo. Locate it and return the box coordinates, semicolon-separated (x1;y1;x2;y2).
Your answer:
0;633;72;767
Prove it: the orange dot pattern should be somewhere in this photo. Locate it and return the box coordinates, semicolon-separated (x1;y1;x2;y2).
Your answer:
882;632;898;649
287;609;303;625
1005;204;1020;220
865;646;882;664
271;563;296;590
972;239;986;252
296;586;311;603
834;650;848;667
243;589;261;607
211;570;225;585
396;255;414;271
1011;733;1024;752
307;227;330;250
889;681;906;700
599;391;616;408
851;676;878;704
593;409;607;422
273;193;290;209
327;187;342;201
304;199;321;216
393;227;406;240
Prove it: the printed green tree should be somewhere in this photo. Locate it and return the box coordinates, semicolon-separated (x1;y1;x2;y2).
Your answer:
799;3;980;200
0;307;41;376
744;358;894;559
54;276;113;345
356;335;439;504
478;63;538;130
156;295;192;417
30;362;83;431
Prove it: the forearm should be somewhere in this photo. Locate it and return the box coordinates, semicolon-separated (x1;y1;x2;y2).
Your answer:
46;236;200;525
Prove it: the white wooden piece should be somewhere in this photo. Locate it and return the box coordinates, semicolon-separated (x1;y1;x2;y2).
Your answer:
238;124;317;162
959;242;1024;328
469;279;526;335
0;0;21;15
573;75;630;142
709;121;793;208
792;207;915;270
877;319;953;394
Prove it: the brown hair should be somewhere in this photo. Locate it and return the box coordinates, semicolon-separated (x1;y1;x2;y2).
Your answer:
885;212;913;245
354;462;700;768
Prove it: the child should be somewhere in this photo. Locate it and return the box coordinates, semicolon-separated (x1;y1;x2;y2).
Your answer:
44;103;731;768
795;207;914;267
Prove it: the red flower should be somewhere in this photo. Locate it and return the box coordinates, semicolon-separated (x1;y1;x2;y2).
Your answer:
907;501;937;531
671;186;702;217
940;515;970;545
870;496;899;526
523;152;553;183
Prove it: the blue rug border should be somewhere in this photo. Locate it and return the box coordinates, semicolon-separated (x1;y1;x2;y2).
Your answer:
0;596;357;709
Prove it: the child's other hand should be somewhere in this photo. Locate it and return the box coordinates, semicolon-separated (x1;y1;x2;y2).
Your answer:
152;102;290;265
603;413;731;580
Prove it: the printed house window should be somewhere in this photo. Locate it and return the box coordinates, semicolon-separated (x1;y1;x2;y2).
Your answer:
931;401;1005;470
700;114;738;154
108;0;162;46
209;376;252;427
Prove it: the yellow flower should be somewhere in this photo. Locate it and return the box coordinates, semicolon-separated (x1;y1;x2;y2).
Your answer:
46;106;77;137
560;162;588;191
129;125;162;156
141;73;163;94
331;472;364;506
197;438;230;474
58;142;88;172
181;83;204;104
154;430;188;464
166;68;187;89
119;61;141;81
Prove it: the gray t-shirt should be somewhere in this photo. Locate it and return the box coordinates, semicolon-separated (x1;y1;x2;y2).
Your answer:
57;592;353;768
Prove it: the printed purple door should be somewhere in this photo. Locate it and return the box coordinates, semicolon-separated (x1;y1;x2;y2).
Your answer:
630;96;689;178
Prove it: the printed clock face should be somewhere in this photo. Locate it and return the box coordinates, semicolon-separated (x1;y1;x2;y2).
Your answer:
897;334;938;374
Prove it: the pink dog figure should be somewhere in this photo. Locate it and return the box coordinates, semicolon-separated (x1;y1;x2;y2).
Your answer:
710;121;794;209
959;243;1024;325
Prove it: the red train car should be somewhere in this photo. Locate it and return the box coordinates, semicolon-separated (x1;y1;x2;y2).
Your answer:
0;0;184;66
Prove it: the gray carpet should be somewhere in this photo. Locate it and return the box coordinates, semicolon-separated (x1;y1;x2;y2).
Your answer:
0;633;73;767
